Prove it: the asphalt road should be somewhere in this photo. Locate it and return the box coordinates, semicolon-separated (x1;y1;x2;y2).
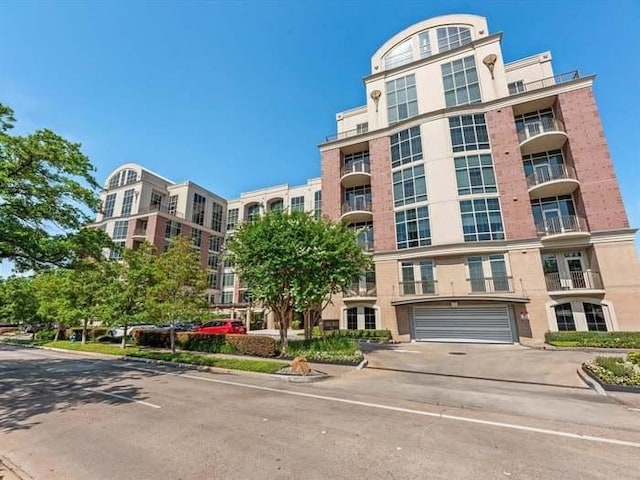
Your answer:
1;345;639;479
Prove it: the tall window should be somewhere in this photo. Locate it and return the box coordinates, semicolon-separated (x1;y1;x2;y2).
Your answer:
350;221;373;251
207;271;218;289
401;260;435;295
455;154;497;195
269;199;283;212
344;186;371;210
209;235;221;252
164;220;181;239
109;242;125;261
192;193;206;225
364;308;376;330
530;195;576;231
207;253;218;269
124;169;137;185
554;304;576;331
442;56;481;107
222;272;235;288
449;114;490;152
150;191;163;210
167;195;178;216
103;193;116;219
226;208;239;230
107;174;120;190
247;204;260;221
395;206;431;249
523;150;565;180
314;191;322;219
393;164;427;206
386;74;418;124
211;202;223;232
112;220;128;240
390;127;423;168
467;255;510;292
460;198;504;242
343;151;370;174
384;39;413;70
191;228;202;248
436;26;472;52
346;308;358;330
584;303;607;332
120;189;135;217
221;292;234;304
515;109;554;140
418;31;431;58
290;196;305;212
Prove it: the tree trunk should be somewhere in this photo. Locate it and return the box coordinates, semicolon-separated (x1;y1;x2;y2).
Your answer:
276;309;287;353
303;309;312;340
170;320;176;354
54;326;60;342
82;318;88;344
121;323;128;349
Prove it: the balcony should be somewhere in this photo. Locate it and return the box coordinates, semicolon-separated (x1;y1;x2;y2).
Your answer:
468;277;514;294
526;165;580;199
517;117;568;155
510;70;580;96
137;204;186;220
399;280;437;296
323;126;367;143
545;271;604;294
341;199;373;223
536;215;590;241
131;227;147;239
341;162;371;188
344;282;377;298
356;238;374;252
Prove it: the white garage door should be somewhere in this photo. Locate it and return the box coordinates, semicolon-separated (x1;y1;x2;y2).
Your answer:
412;306;514;343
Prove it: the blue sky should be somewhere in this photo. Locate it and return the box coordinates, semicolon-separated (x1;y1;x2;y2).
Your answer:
1;0;638;264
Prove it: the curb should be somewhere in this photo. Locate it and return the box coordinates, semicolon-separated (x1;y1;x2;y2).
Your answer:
356;358;368;370
576;366;607;396
580;363;640;394
0;455;33;480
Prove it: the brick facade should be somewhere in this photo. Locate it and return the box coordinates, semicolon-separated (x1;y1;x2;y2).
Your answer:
486;107;538;240
554;87;629;232
369;136;396;251
320;148;341;219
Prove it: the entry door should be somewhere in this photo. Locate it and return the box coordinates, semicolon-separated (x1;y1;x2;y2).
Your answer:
565;255;586;289
534;164;551;184
542;208;561;234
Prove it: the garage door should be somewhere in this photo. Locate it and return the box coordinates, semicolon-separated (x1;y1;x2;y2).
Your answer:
412;306;514;343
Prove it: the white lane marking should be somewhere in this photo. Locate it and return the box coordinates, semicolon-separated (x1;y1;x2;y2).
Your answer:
85;388;161;409
122;363;640;449
392;349;420;353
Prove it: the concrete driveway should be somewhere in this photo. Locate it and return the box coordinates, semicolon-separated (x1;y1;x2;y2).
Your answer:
361;342;601;388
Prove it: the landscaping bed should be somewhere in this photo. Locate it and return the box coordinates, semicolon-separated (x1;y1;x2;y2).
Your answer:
582;352;640;391
44;340;140;356
127;351;286;374
282;337;364;364
545;331;640;349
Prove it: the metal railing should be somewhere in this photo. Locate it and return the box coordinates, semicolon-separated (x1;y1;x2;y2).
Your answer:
468;276;513;293
356;238;374;251
399;280;437;296
341;162;371;177
137;204;186;219
323;126;367;143
517;117;565;143
536;215;588;237
341;200;373;215
526;164;577;188
513;70;580;95
544;271;603;291
344;282;377;297
132;228;147;237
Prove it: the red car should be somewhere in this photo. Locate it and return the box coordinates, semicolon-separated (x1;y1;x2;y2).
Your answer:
194;320;247;334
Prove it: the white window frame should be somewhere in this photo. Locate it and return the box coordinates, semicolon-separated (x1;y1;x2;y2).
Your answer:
442;55;481;107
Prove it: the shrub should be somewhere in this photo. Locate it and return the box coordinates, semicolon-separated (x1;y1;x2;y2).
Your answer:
311;326;323;338
285;336;363;363
226;334;277;358
594;356;631;377
35;329;56;341
97;335;122;344
135;330;171;348
545;331;640;349
290;319;302;329
326;329;392;341
629;351;640;365
585;354;640;386
64;327;109;340
176;333;227;353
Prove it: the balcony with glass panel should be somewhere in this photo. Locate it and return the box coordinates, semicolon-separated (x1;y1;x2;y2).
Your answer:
341;186;373;223
526;164;580;199
516;116;568;156
341;153;371;189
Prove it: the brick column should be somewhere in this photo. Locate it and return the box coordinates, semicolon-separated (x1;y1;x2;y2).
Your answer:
486;107;537;240
555;87;629;231
369;136;396;251
320;147;341;220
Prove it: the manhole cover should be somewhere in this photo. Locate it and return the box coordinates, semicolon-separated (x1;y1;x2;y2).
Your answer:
448;352;467;356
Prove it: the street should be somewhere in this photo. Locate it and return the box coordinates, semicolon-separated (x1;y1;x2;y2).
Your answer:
1;344;639;479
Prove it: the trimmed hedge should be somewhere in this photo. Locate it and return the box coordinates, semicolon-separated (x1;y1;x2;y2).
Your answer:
325;329;392;341
545;331;640;349
135;331;276;358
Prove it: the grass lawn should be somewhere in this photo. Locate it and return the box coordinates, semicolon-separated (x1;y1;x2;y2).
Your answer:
128;351;286;374
43;341;140;356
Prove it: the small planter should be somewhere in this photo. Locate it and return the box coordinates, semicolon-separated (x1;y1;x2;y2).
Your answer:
581;363;640;393
272;366;329;383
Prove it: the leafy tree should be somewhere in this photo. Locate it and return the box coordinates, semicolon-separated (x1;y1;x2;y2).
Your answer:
0;103;106;271
101;243;158;348
226;211;371;349
148;235;207;353
0;276;41;335
33;270;72;341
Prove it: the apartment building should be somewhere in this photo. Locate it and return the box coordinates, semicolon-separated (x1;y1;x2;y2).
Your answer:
93;163;227;303
319;14;640;344
220;179;322;325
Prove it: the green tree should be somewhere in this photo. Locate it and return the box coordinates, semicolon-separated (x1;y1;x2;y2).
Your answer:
33;270;72;341
0;103;105;271
101;243;158;348
148;235;207;353
0;276;41;335
226;211;370;349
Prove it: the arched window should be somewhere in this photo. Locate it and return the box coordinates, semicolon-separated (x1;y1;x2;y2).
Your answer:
554;303;575;331
246;204;260;221
384;39;413;70
364;307;376;330
436;26;472;53
584;303;607;332
346;308;358;330
106;169;138;189
268;199;283;212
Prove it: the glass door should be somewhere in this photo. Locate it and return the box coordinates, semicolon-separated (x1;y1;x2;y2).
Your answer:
564;253;586;289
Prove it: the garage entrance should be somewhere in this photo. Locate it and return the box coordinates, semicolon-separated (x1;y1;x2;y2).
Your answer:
412;305;515;343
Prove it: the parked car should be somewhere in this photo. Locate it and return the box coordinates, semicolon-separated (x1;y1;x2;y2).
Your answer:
194;320;246;335
108;325;156;338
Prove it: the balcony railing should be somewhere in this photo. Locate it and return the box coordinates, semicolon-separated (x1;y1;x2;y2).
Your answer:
399;280;437;296
468;276;514;294
344;282;377;297
526;164;577;188
517;117;565;143
544;271;603;291
132;227;147;237
341;199;373;215
536;215;588;237
357;238;374;251
341;162;371;177
323;126;367;143
137;204;186;219
512;70;580;95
